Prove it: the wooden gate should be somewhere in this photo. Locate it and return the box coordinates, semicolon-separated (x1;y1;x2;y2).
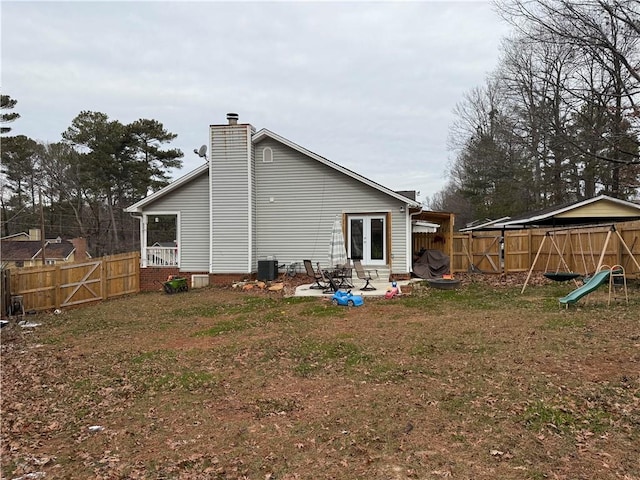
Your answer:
469;233;502;273
9;252;139;312
59;260;103;307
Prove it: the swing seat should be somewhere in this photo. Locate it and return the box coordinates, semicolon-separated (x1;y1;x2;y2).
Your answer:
543;272;581;282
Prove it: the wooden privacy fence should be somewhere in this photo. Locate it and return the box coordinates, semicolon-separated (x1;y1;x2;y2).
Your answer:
452;221;640;277
8;252;140;313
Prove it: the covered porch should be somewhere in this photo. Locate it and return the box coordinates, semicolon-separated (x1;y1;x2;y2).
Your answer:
137;213;179;268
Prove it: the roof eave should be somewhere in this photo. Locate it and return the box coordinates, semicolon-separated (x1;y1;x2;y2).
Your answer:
124;163;209;213
498;194;640;228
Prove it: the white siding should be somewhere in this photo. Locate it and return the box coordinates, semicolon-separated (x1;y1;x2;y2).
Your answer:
145;171;210;271
210;124;252;273
254;139;410;274
134;127;412;277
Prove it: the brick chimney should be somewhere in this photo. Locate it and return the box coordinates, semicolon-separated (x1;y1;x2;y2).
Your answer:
29;228;41;241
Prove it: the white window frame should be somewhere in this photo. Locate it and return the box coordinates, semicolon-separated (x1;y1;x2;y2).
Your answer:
262;147;273;163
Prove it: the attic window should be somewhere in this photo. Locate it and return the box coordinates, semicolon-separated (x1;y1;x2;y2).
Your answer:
262;147;273;163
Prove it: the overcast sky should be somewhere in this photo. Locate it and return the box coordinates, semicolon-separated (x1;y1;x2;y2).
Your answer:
2;1;512;204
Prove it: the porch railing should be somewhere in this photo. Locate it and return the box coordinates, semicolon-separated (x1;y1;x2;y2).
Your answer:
145;247;178;267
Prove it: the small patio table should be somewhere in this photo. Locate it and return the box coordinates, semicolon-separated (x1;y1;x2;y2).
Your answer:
330;265;354;289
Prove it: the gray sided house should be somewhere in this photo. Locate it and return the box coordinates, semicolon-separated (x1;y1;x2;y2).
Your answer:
125;114;423;285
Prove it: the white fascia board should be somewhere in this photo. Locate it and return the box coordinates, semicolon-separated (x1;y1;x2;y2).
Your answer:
412;220;440;233
573;194;640;211
124;163;209;213
252;129;421;208
459;217;511;232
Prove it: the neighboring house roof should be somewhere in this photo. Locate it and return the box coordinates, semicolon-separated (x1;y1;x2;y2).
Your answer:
152;241;177;247
396;190;417;201
0;232;30;241
1;240;75;261
462;195;640;231
125;128;420;213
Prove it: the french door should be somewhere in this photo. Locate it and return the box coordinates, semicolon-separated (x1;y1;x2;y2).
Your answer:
348;215;386;265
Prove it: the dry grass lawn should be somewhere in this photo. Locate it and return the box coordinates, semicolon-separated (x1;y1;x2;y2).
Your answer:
1;276;639;479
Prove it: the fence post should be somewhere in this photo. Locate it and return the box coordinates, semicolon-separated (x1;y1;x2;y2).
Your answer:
135;252;141;292
503;231;508;273
468;232;473;271
616;226;622;266
528;230;532;272
54;264;61;309
1;269;11;318
101;256;108;301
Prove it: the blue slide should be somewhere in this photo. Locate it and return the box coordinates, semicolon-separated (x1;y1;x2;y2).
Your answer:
559;269;612;305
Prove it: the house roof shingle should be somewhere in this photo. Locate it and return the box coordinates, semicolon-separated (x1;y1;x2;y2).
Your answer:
1;240;76;261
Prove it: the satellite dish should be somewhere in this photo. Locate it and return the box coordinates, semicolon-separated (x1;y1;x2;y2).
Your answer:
193;145;207;160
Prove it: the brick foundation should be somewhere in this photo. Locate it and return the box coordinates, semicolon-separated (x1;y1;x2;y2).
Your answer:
140;268;411;292
390;273;412;281
140;268;181;292
139;268;255;292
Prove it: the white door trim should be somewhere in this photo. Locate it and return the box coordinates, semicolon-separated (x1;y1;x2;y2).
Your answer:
347;215;386;266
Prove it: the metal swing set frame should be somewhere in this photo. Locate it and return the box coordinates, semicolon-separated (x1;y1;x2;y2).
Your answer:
521;224;640;294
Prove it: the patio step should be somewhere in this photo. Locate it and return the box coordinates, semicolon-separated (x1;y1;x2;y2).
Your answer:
360;264;390;282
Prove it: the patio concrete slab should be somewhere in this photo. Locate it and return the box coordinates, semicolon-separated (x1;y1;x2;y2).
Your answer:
294;278;419;297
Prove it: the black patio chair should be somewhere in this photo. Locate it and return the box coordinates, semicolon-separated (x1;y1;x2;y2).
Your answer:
304;259;327;289
353;259;378;291
334;259;354;289
322;273;341;294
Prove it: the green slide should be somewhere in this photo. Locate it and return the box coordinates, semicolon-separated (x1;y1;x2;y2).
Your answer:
559;269;612;305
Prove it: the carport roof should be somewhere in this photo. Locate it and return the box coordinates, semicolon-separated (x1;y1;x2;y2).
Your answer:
461;195;640;231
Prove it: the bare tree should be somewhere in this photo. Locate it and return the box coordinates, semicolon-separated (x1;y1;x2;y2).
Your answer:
497;0;640;84
497;0;640;168
446;80;533;220
434;0;640;224
497;34;578;205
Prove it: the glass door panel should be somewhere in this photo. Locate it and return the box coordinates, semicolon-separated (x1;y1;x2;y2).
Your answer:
348;216;385;265
349;218;364;260
370;218;384;261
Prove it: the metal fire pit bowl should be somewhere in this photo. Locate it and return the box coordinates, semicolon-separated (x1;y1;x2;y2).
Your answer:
426;278;461;290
